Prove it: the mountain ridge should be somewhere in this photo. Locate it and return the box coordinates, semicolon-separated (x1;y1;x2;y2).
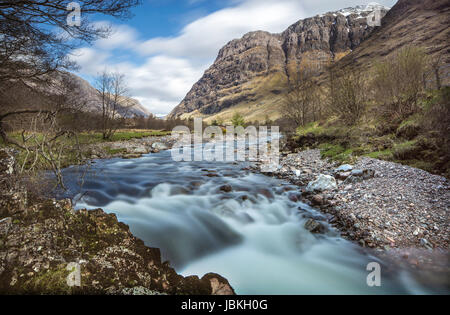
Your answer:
168;3;390;121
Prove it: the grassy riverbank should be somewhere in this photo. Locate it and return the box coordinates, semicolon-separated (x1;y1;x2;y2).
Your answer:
0;129;172;170
292;88;450;178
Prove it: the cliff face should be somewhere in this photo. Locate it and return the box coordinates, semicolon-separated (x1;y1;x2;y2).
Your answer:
168;4;389;120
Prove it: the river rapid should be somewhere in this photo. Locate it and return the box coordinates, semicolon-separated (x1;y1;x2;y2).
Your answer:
59;144;443;294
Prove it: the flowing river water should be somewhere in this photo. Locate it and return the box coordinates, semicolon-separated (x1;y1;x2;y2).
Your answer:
60;144;444;294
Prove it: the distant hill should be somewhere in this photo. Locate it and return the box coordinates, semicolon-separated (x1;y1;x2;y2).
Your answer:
63;72;151;118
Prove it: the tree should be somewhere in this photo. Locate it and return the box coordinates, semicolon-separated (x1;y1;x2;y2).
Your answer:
96;70;131;140
281;66;320;127
0;0;141;83
372;46;428;119
0;76;87;190
328;67;367;125
231;112;245;127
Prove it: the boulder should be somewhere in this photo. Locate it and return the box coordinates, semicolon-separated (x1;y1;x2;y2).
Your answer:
306;174;337;193
219;184;232;193
151;142;169;151
351;169;364;177
304;218;325;234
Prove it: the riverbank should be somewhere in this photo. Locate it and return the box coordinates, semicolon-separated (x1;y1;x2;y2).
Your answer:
252;148;449;283
0;148;234;295
256;149;449;250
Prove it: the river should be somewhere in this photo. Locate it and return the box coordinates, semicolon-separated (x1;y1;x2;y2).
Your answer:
59;144;443;294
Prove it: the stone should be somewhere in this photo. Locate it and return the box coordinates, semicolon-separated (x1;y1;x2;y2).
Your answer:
335;164;353;173
351;169;364;177
219;185;232;193
122;154;142;159
306;174;337;193
343;175;364;185
363;169;376;180
304;219;325;234
311;194;325;206
335;171;351;180
151;142;169;151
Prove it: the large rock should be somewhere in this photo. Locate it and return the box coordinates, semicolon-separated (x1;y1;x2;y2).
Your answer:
151;142;169;151
306;174;338;193
0;197;235;295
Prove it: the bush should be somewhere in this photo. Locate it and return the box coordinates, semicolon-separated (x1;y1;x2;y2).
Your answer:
373;46;428;119
396;115;421;140
231;112;245;127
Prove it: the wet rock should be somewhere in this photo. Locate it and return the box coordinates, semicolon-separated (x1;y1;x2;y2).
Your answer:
257;188;274;200
0;196;235;295
219;185;233;193
304;219;325;234
122;153;142;159
288;193;299;202
151;142;169;151
204;173;220;178
306;174;337;193
201;273;235;295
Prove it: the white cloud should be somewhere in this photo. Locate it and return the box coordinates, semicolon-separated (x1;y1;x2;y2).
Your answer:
137;0;305;62
70;0;396;116
95;24;139;50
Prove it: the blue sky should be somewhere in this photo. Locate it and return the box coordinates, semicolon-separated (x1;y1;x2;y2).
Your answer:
71;0;397;116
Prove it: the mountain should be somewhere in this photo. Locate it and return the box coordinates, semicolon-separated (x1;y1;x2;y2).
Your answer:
64;73;151;117
337;0;449;71
168;3;390;121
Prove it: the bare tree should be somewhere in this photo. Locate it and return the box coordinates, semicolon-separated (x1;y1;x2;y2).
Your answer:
372;46;428;119
0;77;87;190
328;67;367;125
0;0;141;83
281;65;320;127
96;70;132;140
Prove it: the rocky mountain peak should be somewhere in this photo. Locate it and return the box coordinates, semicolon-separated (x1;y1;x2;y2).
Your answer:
168;4;390;119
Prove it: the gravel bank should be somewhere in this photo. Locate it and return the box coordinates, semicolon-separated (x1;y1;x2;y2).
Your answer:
257;149;450;250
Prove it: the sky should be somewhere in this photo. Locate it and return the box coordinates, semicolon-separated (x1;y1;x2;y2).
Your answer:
70;0;397;116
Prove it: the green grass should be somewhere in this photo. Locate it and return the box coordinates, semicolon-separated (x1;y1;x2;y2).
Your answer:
296;122;324;137
0;130;171;148
318;143;356;164
0;129;171;171
104;147;127;155
366;149;393;159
